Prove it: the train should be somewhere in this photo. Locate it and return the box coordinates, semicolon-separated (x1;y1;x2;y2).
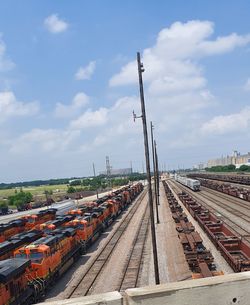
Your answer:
0;183;143;305
174;174;200;191
168;182;250;274
163;181;221;279
188;172;250;186
0;209;57;243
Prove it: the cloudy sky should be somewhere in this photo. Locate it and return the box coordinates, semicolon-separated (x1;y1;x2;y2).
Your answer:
0;1;250;182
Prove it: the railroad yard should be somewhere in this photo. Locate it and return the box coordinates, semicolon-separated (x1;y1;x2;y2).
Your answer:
2;2;250;304
2;172;250;305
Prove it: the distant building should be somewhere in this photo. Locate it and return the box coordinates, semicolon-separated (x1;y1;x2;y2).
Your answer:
207;155;233;167
205;150;250;168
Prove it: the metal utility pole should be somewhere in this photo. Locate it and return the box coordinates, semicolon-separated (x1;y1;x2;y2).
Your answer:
150;122;160;223
154;140;160;205
142;162;145;174
134;51;160;284
106;156;111;189
92;162;99;199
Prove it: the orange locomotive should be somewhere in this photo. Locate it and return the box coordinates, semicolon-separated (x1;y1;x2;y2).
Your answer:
0;230;43;262
0;258;33;305
65;208;108;251
35;214;75;233
14;227;82;287
1;183;144;304
0;219;27;243
22;208;57;230
0;209;57;243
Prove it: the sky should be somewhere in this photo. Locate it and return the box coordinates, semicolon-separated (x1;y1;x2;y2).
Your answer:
1;1;250;182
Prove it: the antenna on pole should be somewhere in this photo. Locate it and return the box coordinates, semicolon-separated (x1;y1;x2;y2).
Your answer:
133;110;142;122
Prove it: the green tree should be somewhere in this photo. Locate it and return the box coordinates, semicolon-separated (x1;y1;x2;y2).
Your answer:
239;165;250;171
67;186;76;193
227;164;236;171
8;191;33;209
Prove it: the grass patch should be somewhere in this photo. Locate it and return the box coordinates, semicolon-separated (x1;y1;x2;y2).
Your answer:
0;184;68;199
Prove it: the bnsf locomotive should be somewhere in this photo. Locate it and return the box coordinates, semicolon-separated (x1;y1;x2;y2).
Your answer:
0;183;143;305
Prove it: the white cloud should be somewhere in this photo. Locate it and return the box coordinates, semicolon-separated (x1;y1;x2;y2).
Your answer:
10;128;80;154
244;78;250;91
201;107;250;135
109;20;250;87
0;35;14;72
70;107;108;129
44;14;69;34
75;61;96;80
6;20;250;179
106;20;250;155
0;91;39;121
55;92;89;118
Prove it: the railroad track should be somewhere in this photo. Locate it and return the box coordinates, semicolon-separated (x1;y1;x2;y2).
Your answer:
168;180;250;243
200;177;250;191
201;186;250;211
118;205;150;292
66;189;149;298
199;188;250;221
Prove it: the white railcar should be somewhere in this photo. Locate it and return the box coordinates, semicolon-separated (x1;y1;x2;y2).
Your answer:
175;175;200;191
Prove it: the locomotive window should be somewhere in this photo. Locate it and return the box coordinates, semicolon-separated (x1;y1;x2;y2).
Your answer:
28;218;35;223
15;253;28;259
30;252;43;262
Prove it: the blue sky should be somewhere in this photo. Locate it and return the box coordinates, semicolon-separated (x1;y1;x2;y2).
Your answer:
1;0;250;182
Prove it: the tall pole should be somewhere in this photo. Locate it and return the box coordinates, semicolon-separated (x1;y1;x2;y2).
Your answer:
136;52;160;284
154;141;160;205
92;162;99;199
150;122;160;223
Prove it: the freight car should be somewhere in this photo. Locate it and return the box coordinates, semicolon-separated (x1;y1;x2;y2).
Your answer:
0;182;143;305
163;181;221;278
53;200;76;215
188;173;250;186
177;190;250;273
174;174;200;191
196;178;250;203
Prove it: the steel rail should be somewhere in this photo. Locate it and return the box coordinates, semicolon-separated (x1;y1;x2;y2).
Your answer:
67;189;148;298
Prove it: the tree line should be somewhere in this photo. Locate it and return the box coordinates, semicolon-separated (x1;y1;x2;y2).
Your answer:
0;173;147;208
205;164;250;172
